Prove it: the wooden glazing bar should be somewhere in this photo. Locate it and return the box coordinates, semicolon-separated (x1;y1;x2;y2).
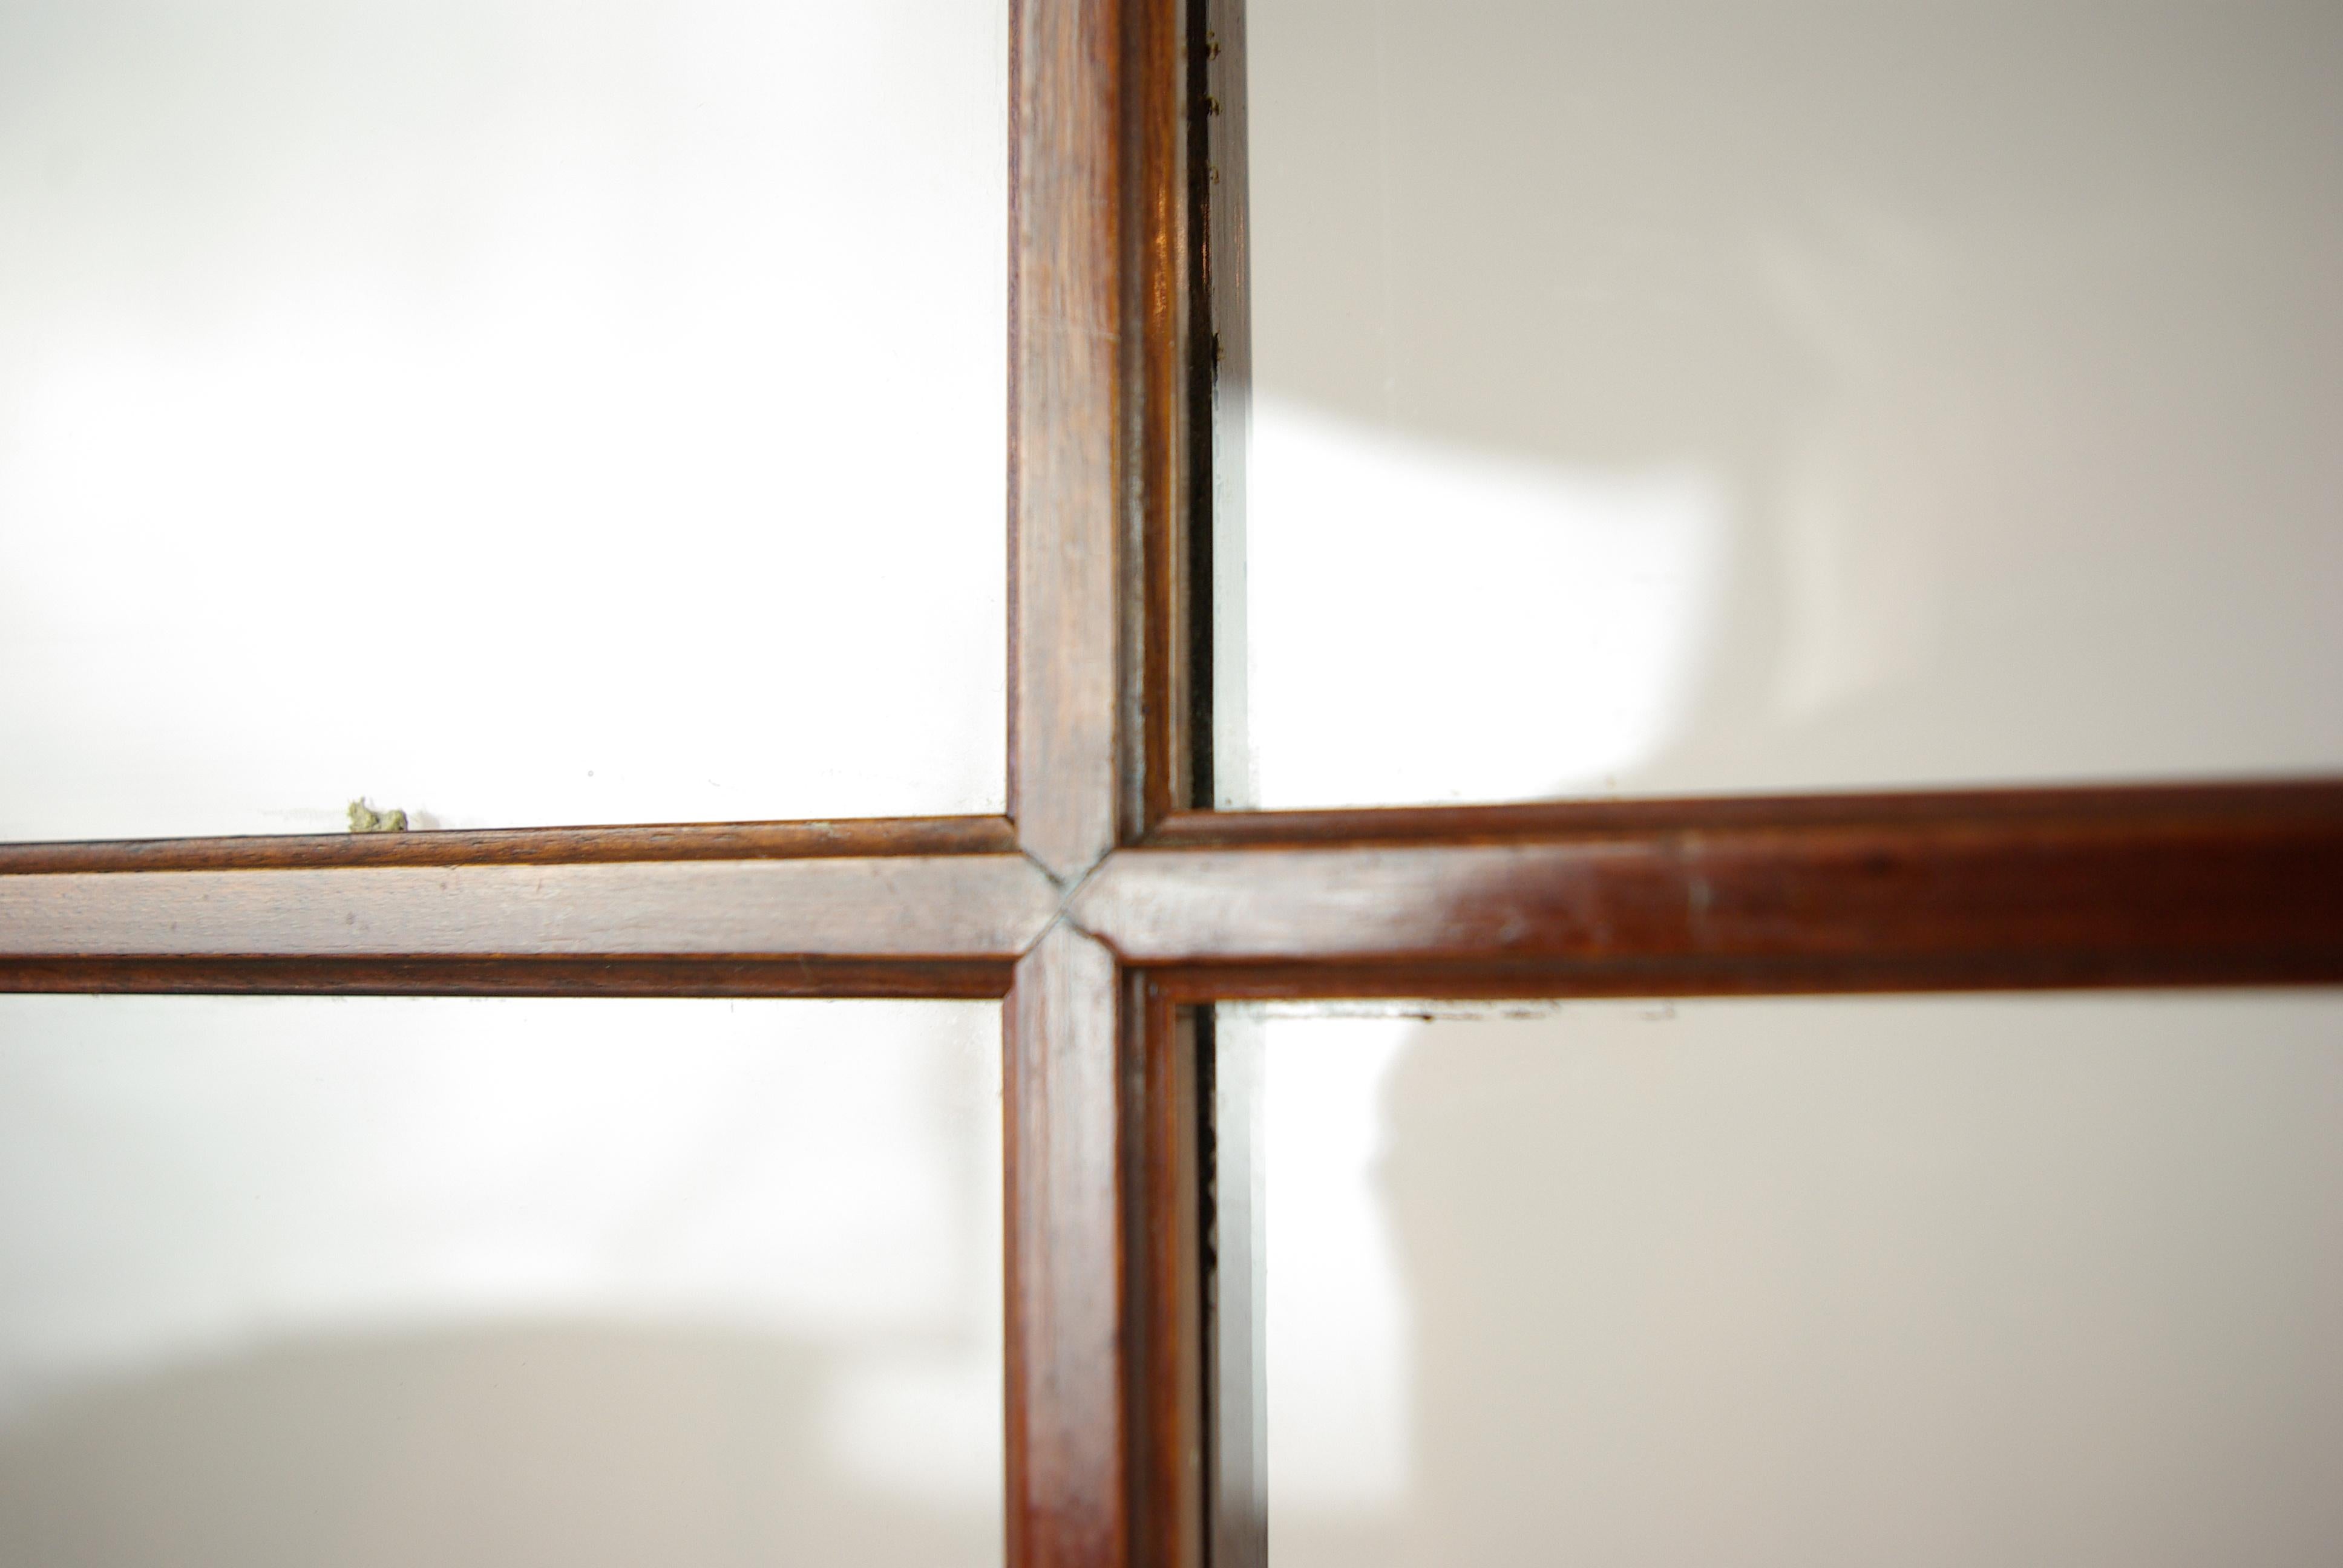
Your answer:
1149;950;2343;1003
1006;921;1131;1568
1006;1;1202;1561
1080;783;2343;996
1129;0;1196;834
1123;979;1205;1568
0;855;1058;962
1011;0;1191;874
1142;782;2343;849
1004;925;1205;1568
1012;0;1132;879
0;954;1014;998
0;815;1021;875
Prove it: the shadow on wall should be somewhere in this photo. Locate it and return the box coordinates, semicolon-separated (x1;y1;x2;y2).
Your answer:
0;1322;990;1568
0;998;1004;1568
1262;998;2343;1568
1243;0;2343;803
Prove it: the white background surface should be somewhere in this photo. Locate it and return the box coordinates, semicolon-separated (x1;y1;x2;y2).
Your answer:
1256;994;2343;1567
0;996;1003;1566
0;0;1008;840
1236;0;2343;808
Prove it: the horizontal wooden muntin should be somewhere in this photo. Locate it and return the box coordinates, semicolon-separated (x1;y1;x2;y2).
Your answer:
1138;780;2343;848
1;782;2336;1001
1081;780;2343;997
0;814;1018;874
0;852;1058;962
0;955;1015;999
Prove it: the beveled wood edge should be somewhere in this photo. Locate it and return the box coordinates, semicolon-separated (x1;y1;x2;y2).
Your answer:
1124;973;1205;1568
20;945;2336;1006
0;855;1061;964
0;814;1020;875
1003;925;1202;1568
1005;922;1130;1568
1075;780;2343;995
1008;0;1197;880
1009;0;1132;881
1141;779;2343;849
0;955;1013;999
1131;0;1201;837
1144;951;2343;1004
7;781;2341;996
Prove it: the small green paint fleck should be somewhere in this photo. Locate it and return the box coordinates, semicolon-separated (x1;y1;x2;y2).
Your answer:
347;799;408;834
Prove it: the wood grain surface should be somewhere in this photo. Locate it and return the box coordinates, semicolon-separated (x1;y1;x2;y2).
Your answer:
0;955;1014;998
1003;4;1201;1565
1124;978;1205;1568
1005;921;1130;1568
1081;783;2343;996
1011;0;1129;880
1129;0;1198;836
0;855;1058;960
0;815;1020;875
1141;782;2343;848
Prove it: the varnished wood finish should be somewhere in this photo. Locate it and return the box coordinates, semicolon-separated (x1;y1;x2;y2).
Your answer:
1006;923;1129;1568
1013;0;1129;878
0;856;1058;961
0;955;1012;998
0;815;1019;875
1010;0;1192;875
1082;783;2343;997
1125;982;1205;1568
7;1;2342;1563
1004;4;1200;1563
1131;0;1198;834
1003;929;1203;1568
1151;950;2343;1004
1142;783;2343;849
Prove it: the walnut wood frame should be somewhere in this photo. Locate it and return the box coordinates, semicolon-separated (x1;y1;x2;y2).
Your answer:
2;2;2339;1564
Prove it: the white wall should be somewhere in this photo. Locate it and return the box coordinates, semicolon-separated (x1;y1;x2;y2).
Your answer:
0;0;1008;840
1256;994;2343;1567
0;996;1004;1567
1237;0;2343;808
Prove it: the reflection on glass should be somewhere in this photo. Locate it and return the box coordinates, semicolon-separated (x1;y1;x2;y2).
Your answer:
1243;995;2343;1566
0;996;1003;1566
0;1;1006;840
1234;0;2343;808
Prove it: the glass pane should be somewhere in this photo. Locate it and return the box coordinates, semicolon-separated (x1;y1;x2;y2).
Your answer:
1239;993;2343;1565
0;1;1005;840
1230;0;2343;809
0;996;1002;1566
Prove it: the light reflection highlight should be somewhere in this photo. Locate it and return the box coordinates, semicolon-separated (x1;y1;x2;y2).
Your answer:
1243;397;1727;808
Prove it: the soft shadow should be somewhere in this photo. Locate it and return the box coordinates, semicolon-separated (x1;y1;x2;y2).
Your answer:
1244;0;2343;797
1337;999;2343;1567
0;1322;991;1568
